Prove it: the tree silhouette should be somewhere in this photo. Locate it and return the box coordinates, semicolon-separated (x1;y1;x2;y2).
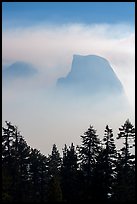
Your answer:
79;125;101;201
2;122;31;202
2;120;135;203
2;121;15;168
113;119;135;202
103;125;117;199
13;136;30;201
47;175;62;202
47;144;62;202
61;143;78;201
117;119;135;169
47;144;61;177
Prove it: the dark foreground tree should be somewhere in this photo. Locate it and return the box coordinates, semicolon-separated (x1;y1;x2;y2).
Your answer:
2;120;135;203
47;144;61;177
47;175;62;202
79;125;101;201
29;148;48;202
47;144;62;202
117;119;135;169
2;122;31;202
61;143;78;201
112;119;135;203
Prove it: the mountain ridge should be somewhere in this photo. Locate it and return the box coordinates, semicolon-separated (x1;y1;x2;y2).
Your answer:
2;61;38;79
57;54;124;95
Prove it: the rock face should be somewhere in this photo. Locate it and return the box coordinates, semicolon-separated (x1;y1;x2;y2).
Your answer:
2;61;37;79
57;55;124;95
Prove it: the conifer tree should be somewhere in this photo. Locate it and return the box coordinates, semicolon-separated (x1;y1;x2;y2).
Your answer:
48;144;61;177
113;119;135;202
79;125;101;201
29;148;44;201
47;176;62;202
2;122;31;202
97;125;117;201
2;121;16;167
117;119;135;168
61;143;78;201
47;144;62;201
80;125;101;176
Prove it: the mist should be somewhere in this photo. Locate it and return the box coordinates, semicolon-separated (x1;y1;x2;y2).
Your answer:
3;23;135;108
2;23;135;155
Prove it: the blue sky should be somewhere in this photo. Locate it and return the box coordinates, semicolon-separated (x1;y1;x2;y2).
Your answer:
2;2;135;29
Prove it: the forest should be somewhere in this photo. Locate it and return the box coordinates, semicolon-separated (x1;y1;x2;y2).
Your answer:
2;119;135;203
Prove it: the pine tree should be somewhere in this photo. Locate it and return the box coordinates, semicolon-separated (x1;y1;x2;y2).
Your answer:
48;144;61;177
79;125;101;201
2;121;16;168
29;148;42;201
38;154;48;202
113;119;135;202
61;143;78;201
62;143;78;173
117;119;135;169
98;125;117;201
47;144;62;202
47;176;62;202
14;136;30;201
2;122;31;202
80;125;101;176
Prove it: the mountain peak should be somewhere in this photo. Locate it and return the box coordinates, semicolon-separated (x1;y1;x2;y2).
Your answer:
2;61;38;78
73;54;107;60
57;54;124;95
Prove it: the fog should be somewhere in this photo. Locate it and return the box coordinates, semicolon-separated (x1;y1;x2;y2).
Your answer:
2;23;135;155
2;79;134;155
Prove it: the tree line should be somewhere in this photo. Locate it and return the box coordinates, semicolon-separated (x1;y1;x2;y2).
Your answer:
2;119;135;203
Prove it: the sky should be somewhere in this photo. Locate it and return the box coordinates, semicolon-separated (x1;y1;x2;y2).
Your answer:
2;2;135;155
2;2;135;28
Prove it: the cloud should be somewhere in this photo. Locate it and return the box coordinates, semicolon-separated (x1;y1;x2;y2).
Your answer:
2;23;135;154
2;23;135;109
2;83;134;155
